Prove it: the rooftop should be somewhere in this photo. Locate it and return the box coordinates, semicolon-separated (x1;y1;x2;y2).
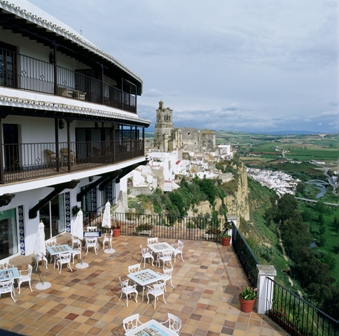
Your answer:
1;234;288;335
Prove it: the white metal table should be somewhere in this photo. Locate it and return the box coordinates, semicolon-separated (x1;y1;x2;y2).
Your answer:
127;269;164;301
46;244;73;256
147;242;175;254
124;319;177;335
0;267;19;281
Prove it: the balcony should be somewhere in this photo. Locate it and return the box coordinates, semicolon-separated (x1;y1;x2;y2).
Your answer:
1;139;145;184
0;47;137;113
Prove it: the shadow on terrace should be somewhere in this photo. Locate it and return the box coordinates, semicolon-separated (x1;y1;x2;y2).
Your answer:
1;234;287;336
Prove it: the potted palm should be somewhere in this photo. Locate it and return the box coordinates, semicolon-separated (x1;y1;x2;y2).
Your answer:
239;287;257;313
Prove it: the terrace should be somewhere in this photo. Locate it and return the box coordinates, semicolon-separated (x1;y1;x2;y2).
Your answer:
0;234;287;336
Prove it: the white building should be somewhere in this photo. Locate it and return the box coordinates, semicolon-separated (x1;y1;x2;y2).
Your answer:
0;0;150;260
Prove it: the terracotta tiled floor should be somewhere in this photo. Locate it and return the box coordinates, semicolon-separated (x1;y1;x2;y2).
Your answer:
1;235;289;335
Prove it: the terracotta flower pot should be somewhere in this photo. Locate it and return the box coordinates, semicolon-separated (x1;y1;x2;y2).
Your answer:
112;228;120;237
221;237;231;246
239;295;256;313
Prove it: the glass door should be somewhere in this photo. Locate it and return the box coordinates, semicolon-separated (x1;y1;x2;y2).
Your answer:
39;194;65;240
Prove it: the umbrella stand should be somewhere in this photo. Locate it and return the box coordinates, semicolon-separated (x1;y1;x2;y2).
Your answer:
35;253;51;290
104;231;115;254
75;241;89;269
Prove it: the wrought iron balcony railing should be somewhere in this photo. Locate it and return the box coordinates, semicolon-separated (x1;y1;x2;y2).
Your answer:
1;139;144;184
0;47;136;113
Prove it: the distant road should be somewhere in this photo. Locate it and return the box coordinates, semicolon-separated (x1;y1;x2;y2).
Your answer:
295;197;338;208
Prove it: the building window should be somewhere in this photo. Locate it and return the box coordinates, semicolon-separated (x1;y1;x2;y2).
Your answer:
39;194;66;240
0;208;18;259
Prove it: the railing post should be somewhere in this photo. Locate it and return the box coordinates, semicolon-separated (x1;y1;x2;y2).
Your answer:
257;265;276;314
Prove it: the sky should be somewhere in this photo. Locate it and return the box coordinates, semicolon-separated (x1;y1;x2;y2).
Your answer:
28;0;338;134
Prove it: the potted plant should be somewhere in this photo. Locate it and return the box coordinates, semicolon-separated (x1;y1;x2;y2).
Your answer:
220;232;231;246
111;221;121;237
135;223;153;236
239;287;257;313
204;227;221;240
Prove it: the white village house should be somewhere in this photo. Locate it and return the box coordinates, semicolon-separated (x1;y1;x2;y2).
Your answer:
0;0;150;260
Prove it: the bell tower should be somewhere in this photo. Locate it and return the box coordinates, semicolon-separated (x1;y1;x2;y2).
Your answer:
154;101;173;151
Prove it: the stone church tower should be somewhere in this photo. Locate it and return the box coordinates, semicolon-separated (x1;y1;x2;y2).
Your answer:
154;101;174;151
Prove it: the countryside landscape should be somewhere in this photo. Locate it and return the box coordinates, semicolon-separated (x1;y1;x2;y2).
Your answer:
142;130;339;320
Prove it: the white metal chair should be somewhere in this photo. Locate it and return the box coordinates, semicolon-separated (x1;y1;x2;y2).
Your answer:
128;264;141;274
85;237;98;255
122;313;143;332
156;251;173;269
87;226;97;232
56;252;72;274
71;236;82;250
17;264;33;294
146;281;166;309
158;267;174;291
71;247;82;264
0;260;14;270
0;279;16;302
140;245;154;268
102;231;112;249
147;237;158;245
172;240;184;262
119;277;138;307
162;313;182;334
45;238;58;264
34;253;48;271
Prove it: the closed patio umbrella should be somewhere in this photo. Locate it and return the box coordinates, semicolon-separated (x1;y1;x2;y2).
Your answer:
34;221;51;290
102;202;115;254
72;209;88;268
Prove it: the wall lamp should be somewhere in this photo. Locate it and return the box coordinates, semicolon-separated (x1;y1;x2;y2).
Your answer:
59;119;64;129
49;52;55;64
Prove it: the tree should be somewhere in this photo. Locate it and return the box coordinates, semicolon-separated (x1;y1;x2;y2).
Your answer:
333;216;339;232
276;194;298;223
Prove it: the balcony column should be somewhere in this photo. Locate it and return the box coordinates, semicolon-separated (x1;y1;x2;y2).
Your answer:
52;43;58;95
100;64;104;105
142;128;145;155
67;120;71;171
0;119;3;183
256;265;277;314
54;118;60;172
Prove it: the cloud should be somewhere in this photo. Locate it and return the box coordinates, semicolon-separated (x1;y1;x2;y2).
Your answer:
143;89;163;97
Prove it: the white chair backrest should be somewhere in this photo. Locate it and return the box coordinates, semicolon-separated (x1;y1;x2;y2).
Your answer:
0;260;11;270
177;240;184;250
45;238;57;247
140;245;150;255
58;252;71;262
86;238;97;245
167;313;182;333
27;264;33;276
151;282;165;294
161;251;173;258
87;226;97;232
163;268;173;277
119;277;130;288
147;237;158;244
123;314;141;332
128;264;141;274
0;279;14;293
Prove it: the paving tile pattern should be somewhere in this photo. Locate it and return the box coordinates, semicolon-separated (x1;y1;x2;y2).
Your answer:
1;235;289;335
